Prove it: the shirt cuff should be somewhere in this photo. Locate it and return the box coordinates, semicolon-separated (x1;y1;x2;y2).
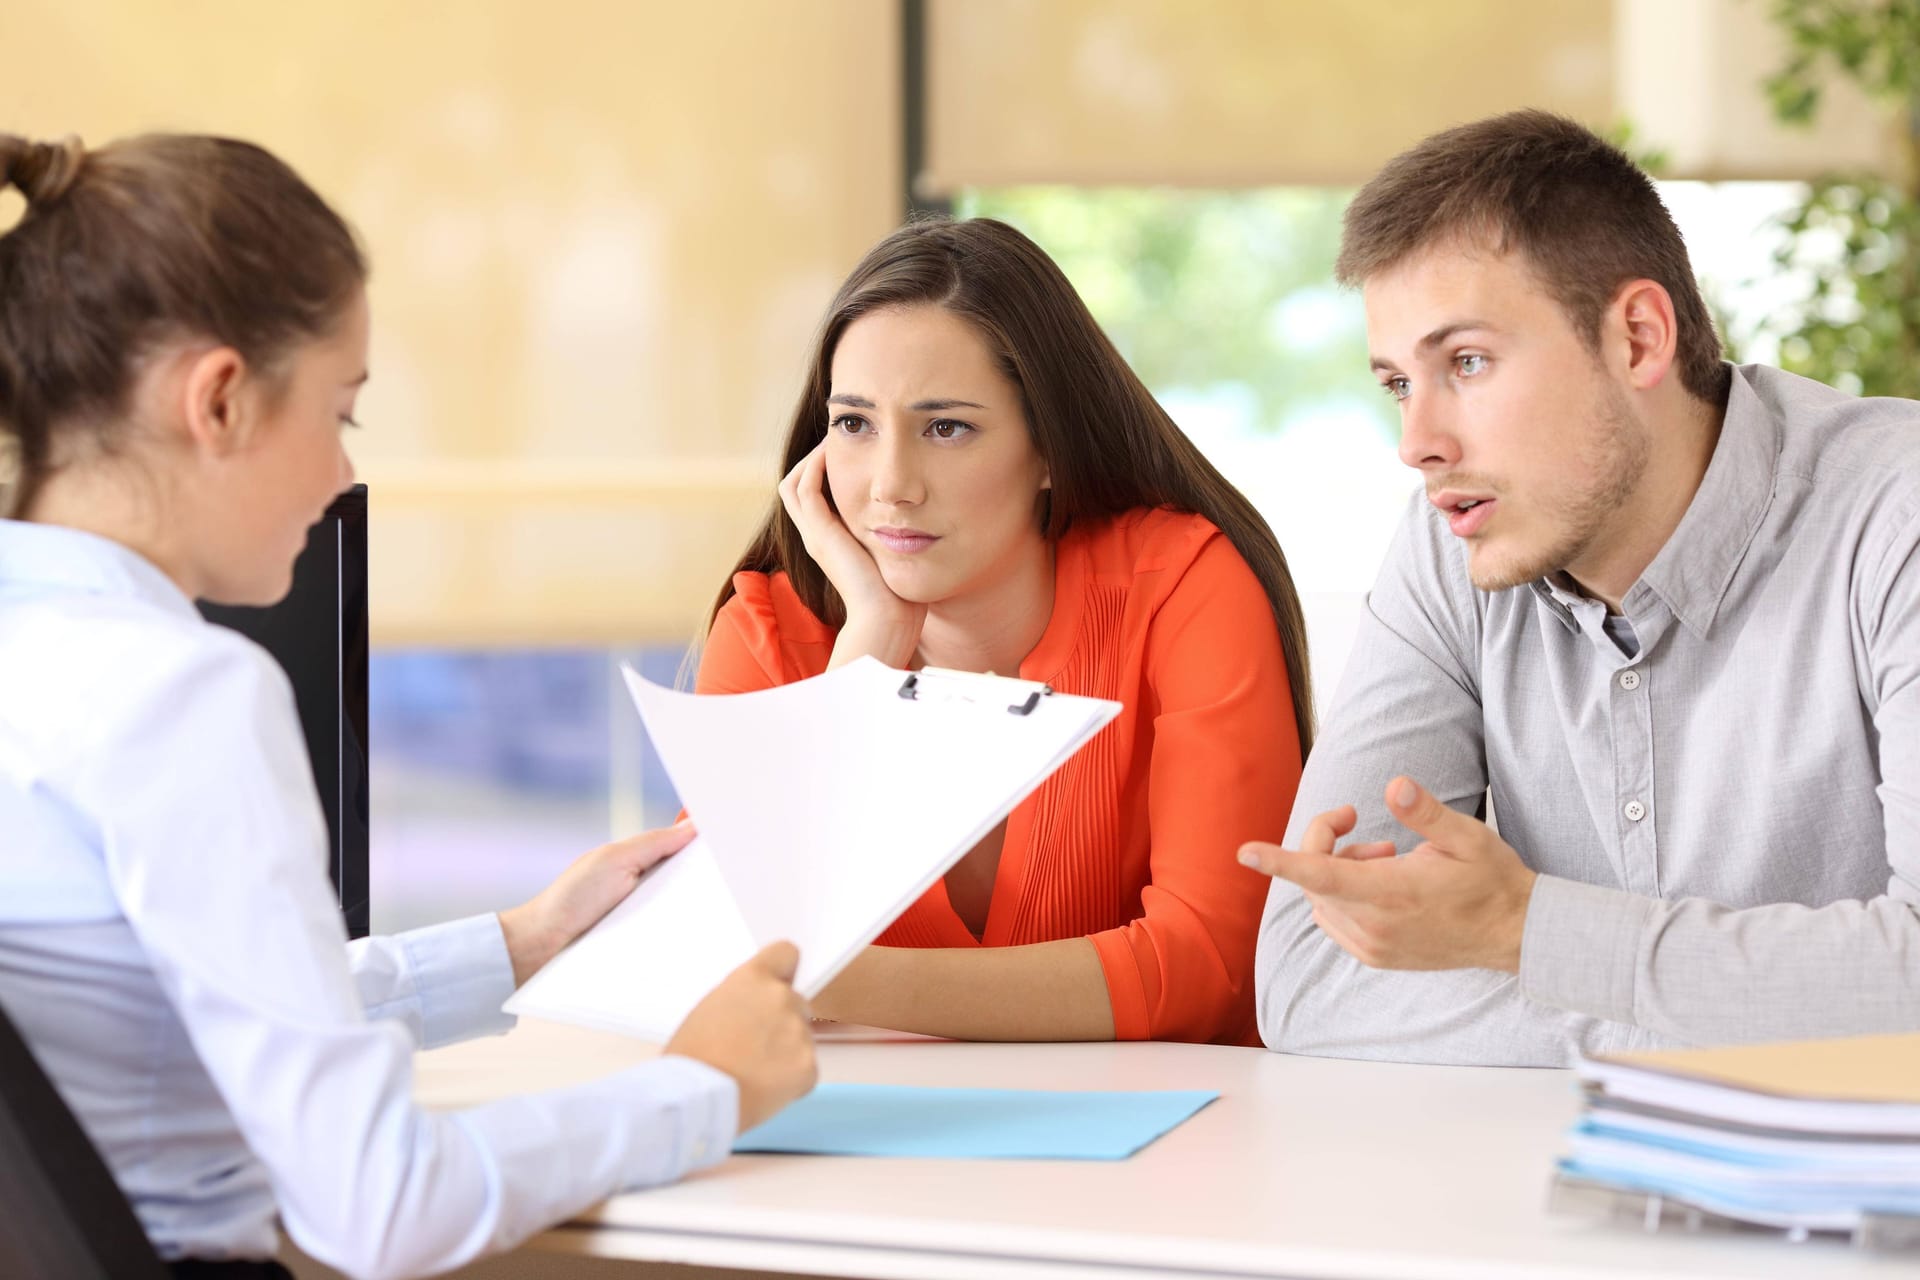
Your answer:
1518;874;1654;1023
1089;929;1152;1041
400;914;520;1049
643;1055;741;1178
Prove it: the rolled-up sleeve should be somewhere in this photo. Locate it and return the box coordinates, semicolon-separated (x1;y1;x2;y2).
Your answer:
348;914;519;1050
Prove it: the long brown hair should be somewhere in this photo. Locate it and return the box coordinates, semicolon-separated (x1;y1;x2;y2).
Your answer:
712;217;1314;754
0;133;365;517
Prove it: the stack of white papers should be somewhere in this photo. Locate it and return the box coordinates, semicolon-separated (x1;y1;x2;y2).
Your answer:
504;657;1122;1042
1558;1034;1920;1236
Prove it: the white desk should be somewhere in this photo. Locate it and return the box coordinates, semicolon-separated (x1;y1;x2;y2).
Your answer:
415;1021;1903;1280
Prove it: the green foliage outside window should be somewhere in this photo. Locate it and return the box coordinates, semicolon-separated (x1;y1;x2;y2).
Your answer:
956;188;1393;440
1750;0;1920;397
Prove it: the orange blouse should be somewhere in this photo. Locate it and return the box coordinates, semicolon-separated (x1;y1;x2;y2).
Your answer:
696;507;1302;1045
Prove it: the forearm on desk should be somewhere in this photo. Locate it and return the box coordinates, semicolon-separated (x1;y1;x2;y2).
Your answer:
1255;879;1603;1065
812;939;1115;1041
1521;875;1920;1045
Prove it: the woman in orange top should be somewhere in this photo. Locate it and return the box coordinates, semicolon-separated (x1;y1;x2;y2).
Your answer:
698;218;1311;1045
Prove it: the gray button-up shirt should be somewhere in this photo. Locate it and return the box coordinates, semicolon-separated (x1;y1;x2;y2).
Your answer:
1256;364;1920;1066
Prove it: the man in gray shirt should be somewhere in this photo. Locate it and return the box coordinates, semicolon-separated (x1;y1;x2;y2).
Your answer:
1241;110;1920;1066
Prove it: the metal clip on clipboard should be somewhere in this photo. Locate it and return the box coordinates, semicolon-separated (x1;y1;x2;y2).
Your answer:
897;667;1053;716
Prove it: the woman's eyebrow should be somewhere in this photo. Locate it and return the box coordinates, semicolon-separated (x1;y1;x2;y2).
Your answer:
825;392;988;411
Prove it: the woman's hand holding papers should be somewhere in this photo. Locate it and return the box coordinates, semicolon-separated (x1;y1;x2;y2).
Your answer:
497;820;697;987
666;941;819;1131
780;440;926;669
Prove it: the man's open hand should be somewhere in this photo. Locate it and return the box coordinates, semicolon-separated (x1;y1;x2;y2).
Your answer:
1238;777;1536;972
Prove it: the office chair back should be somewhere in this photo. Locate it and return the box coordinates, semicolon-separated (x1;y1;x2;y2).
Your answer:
0;996;168;1278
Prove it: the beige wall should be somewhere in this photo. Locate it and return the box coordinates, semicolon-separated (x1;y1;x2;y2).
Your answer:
4;0;902;644
1614;0;1894;179
926;0;1616;189
922;0;1890;190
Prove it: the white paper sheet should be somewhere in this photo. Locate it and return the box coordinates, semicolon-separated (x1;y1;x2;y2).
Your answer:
504;657;1122;1042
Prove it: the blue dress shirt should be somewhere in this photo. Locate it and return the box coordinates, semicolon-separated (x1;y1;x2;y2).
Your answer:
0;519;737;1279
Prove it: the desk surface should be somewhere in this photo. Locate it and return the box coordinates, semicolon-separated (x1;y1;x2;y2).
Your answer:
417;1021;1903;1280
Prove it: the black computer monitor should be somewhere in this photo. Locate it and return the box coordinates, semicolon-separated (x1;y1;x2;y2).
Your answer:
199;485;370;938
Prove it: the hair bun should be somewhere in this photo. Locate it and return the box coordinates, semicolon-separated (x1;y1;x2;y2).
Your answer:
0;134;86;206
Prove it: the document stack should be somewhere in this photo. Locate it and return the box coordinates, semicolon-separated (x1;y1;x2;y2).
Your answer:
1553;1033;1920;1249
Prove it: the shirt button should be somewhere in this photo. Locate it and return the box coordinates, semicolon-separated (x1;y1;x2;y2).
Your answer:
1624;800;1647;822
1619;670;1641;691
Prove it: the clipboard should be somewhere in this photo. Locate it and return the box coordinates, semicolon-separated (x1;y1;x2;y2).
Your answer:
504;657;1122;1042
898;666;1053;715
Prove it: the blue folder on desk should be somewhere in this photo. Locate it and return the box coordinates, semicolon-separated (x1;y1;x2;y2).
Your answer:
734;1084;1218;1160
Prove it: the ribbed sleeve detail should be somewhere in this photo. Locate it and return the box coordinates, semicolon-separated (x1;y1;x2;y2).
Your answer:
1008;583;1129;943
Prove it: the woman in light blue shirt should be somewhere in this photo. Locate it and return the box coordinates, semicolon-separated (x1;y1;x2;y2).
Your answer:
0;132;816;1280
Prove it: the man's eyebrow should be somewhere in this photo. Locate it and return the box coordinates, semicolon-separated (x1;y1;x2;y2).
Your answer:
1371;321;1501;373
1415;321;1495;353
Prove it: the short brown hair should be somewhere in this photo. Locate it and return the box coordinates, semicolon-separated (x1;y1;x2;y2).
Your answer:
714;217;1316;754
0;133;365;516
1336;111;1729;405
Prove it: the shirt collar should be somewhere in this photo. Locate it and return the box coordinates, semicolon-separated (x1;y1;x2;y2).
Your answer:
1627;366;1780;639
1528;576;1581;633
0;519;199;621
1526;366;1778;640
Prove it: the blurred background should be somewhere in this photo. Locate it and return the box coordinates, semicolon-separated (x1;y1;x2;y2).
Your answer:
4;0;1913;932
